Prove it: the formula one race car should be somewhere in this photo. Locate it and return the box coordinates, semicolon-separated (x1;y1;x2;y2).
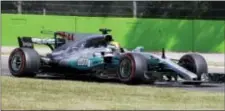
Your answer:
8;28;209;85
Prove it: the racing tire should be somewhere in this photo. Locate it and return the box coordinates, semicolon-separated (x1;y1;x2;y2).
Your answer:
117;53;148;84
8;48;41;77
178;53;208;81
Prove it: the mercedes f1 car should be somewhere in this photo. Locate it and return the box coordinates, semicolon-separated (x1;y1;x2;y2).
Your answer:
8;28;209;85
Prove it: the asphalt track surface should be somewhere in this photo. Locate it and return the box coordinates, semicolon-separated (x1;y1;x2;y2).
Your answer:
1;55;224;92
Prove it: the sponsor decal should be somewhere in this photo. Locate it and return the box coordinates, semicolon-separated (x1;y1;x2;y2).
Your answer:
77;57;90;66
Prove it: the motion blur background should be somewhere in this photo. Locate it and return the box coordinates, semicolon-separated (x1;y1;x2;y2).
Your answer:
2;1;225;19
1;1;225;52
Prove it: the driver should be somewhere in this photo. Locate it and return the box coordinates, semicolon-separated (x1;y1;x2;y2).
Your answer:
108;41;124;53
109;41;120;49
104;34;124;53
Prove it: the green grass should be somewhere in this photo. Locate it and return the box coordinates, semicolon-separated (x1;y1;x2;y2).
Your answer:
1;76;224;110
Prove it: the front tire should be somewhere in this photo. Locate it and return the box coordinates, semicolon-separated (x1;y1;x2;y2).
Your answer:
179;53;208;81
8;48;41;77
117;53;149;84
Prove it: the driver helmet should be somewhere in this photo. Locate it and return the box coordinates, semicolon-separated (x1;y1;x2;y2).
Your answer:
109;41;121;49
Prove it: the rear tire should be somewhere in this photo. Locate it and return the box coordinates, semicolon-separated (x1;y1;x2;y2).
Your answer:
117;53;149;84
8;48;41;77
179;53;208;81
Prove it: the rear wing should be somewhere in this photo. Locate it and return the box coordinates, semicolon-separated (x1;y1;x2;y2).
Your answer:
17;36;63;51
17;31;77;50
18;37;34;48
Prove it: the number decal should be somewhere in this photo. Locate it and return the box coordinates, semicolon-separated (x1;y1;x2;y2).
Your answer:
77;58;90;66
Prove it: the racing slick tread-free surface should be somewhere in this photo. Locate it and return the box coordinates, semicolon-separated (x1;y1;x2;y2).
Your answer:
118;53;148;84
179;53;208;80
8;48;41;77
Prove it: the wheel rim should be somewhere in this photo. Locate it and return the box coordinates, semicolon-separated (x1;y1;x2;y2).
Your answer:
10;53;23;72
120;58;132;78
